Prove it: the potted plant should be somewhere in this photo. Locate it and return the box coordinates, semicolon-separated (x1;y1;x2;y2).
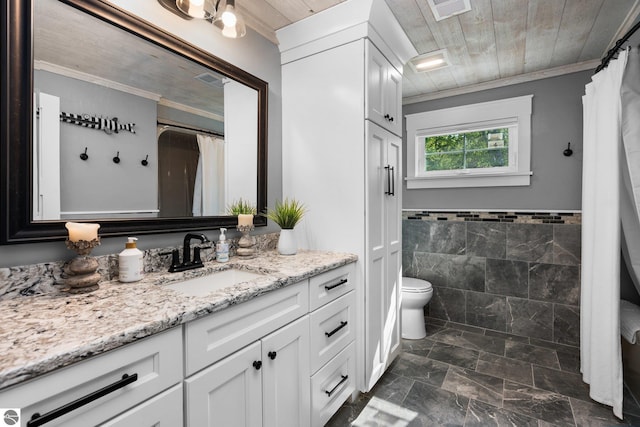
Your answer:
264;198;307;255
227;198;257;227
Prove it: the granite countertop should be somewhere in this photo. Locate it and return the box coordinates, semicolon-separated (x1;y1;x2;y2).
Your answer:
0;250;357;391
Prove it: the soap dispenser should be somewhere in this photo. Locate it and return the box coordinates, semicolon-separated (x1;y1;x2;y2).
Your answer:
216;228;229;263
119;237;144;282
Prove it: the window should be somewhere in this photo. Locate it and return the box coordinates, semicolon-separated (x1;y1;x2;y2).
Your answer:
406;95;532;189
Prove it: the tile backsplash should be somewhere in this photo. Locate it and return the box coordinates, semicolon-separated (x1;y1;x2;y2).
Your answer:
403;210;581;348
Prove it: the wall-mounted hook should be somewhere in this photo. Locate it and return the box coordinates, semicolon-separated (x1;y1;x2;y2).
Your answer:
141;155;149;166
79;147;89;161
113;151;121;164
563;142;573;157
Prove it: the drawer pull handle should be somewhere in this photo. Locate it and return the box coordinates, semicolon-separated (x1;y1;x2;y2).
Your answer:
325;375;348;397
325;279;348;291
268;351;277;360
27;373;138;427
325;321;348;338
253;360;262;370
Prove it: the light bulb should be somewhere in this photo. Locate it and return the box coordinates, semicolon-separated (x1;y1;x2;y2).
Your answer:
221;10;237;27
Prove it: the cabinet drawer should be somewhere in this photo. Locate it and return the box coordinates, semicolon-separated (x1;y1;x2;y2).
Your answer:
309;263;354;311
0;327;182;427
310;342;356;427
100;383;183;427
310;291;355;374
184;280;309;376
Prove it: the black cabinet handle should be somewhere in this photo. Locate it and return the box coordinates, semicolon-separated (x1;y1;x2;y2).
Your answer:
325;321;348;338
384;165;392;195
253;360;262;370
325;279;348;291
268;351;277;360
383;114;394;122
27;373;138;427
325;375;348;397
390;165;395;196
389;116;394;122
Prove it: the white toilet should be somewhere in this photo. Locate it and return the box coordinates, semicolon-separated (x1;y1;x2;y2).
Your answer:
401;277;433;339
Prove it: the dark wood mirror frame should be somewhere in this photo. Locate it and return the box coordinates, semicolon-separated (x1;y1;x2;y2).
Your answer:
1;0;268;244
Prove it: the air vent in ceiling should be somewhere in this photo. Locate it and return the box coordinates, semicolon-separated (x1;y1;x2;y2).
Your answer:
427;0;471;21
194;72;224;89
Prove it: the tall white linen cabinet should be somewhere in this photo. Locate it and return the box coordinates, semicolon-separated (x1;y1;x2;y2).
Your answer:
277;0;417;393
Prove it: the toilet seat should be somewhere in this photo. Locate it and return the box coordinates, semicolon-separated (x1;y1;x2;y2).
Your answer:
402;277;432;293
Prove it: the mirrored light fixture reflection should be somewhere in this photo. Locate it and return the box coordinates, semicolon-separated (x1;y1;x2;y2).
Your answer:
176;0;210;19
173;0;246;38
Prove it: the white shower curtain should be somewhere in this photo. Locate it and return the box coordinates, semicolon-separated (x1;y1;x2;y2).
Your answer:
192;134;226;216
581;49;628;419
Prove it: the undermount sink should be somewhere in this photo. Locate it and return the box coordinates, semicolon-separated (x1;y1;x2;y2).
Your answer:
164;269;265;297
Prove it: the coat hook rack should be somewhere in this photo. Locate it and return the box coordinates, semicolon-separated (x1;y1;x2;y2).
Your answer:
563;142;573;157
80;147;89;161
113;151;121;164
141;155;149;166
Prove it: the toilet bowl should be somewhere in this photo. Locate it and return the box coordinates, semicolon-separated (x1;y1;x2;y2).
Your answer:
401;277;433;339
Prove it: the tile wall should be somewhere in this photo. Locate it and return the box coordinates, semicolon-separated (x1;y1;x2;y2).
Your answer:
402;211;581;348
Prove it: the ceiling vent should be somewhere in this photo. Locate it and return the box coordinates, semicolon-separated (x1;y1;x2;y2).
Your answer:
194;72;224;89
409;49;450;73
427;0;471;21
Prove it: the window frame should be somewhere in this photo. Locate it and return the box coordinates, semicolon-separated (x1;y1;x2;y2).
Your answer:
406;95;533;189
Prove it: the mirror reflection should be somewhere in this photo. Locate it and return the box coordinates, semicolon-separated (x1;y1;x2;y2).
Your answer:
32;0;258;221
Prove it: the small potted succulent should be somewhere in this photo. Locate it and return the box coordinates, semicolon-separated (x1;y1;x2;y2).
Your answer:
263;198;307;255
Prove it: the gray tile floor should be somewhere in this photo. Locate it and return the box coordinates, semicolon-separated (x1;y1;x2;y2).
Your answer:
327;318;640;426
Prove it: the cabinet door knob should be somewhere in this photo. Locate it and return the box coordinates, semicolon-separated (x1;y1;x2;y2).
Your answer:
253;360;262;370
384;113;390;120
268;351;277;360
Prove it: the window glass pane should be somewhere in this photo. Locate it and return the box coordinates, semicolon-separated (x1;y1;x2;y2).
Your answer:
425;152;464;171
424;127;510;172
425;134;464;153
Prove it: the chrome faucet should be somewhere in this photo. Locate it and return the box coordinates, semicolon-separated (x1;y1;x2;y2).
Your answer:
169;233;210;272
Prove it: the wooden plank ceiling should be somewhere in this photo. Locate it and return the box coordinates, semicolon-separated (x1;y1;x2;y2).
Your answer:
239;0;640;102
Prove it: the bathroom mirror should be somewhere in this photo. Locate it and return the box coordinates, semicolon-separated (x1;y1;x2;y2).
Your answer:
1;0;268;243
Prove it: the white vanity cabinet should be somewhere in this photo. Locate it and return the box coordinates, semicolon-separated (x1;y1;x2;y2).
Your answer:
308;265;357;427
183;280;311;427
184;316;310;427
0;327;183;427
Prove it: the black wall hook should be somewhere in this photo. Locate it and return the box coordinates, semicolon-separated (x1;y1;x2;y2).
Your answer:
79;147;88;161
113;151;121;164
563;142;573;157
141;155;149;166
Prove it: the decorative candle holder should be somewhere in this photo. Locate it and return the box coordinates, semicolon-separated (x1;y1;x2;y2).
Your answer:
236;225;256;257
63;238;101;293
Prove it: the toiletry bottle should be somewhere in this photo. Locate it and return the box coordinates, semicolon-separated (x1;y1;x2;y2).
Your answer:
119;237;144;282
216;228;229;262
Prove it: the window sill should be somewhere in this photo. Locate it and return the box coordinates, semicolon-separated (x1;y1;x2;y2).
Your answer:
406;171;532;189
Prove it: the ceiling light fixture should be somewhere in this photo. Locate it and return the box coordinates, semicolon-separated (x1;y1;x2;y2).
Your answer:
213;0;246;39
409;49;450;73
165;0;246;38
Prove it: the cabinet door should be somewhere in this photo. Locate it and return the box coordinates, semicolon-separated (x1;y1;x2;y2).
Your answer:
185;341;262;427
383;64;402;136
262;316;310;427
366;43;402;136
364;122;402;390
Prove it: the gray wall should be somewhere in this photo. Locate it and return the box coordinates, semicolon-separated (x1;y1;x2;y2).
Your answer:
35;70;158;214
0;3;282;267
403;70;592;211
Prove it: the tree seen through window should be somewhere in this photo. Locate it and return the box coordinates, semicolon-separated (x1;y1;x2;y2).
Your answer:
424;128;510;172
